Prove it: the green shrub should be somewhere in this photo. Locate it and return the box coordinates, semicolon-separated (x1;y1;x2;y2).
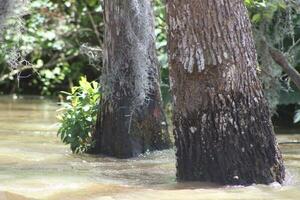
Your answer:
57;77;100;153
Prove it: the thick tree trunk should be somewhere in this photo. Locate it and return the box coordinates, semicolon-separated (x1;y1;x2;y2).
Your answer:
92;0;171;158
166;0;285;185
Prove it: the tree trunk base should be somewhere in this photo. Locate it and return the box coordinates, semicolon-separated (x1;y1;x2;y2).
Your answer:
174;93;285;185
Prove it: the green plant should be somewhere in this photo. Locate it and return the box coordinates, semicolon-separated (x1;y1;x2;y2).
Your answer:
57;77;100;153
0;0;103;95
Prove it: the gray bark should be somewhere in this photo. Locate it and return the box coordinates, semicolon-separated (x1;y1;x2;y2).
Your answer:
166;0;285;185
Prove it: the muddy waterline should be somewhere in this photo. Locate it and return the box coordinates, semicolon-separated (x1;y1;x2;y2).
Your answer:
0;95;299;200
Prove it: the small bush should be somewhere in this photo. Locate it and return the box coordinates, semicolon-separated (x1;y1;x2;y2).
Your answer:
57;77;100;153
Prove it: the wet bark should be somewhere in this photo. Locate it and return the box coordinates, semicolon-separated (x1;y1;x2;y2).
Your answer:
166;0;285;185
92;0;171;158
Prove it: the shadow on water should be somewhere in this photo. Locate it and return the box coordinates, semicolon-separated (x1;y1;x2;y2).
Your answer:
0;95;300;200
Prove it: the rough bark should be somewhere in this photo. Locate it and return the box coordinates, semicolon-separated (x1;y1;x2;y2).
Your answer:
166;0;285;185
92;0;171;158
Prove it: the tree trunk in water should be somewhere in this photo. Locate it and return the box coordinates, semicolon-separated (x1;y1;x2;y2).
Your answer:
92;0;171;158
166;0;285;185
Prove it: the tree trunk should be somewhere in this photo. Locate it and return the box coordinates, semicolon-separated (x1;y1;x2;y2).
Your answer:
166;0;285;185
92;0;171;158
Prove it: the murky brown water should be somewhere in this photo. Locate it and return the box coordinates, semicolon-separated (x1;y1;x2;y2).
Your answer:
0;95;300;200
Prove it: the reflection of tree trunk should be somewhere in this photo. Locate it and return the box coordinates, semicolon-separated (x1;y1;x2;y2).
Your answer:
166;0;285;185
92;0;171;158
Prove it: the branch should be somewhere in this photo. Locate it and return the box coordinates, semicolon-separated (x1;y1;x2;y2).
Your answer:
267;45;300;90
287;38;300;54
0;65;40;82
82;0;102;47
0;54;77;83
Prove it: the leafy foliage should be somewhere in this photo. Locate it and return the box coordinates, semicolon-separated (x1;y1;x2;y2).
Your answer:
0;0;103;95
154;0;171;106
57;77;100;153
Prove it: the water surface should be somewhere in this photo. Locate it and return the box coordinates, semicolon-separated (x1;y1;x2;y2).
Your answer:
0;96;299;200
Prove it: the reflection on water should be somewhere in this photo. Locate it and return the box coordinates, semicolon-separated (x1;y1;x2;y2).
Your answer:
0;95;300;200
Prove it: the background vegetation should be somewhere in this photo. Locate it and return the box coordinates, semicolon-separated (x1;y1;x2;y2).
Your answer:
0;0;299;126
57;76;100;153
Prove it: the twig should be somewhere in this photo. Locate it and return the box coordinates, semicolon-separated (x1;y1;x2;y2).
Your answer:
287;38;300;54
82;0;102;47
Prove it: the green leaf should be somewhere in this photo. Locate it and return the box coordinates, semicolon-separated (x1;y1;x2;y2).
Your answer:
252;14;261;23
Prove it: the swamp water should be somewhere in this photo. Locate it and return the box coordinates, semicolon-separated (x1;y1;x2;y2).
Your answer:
0;96;299;200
